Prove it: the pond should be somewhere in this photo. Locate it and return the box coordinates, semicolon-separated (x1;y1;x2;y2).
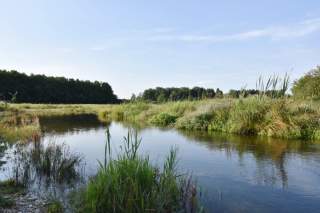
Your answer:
1;114;320;212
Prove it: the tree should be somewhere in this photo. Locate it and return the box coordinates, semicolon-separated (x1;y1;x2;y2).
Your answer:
292;66;320;100
216;88;223;98
140;87;218;102
0;70;119;104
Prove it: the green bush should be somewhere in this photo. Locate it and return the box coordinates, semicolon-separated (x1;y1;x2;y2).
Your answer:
176;113;213;130
292;66;320;100
208;108;230;132
150;112;177;126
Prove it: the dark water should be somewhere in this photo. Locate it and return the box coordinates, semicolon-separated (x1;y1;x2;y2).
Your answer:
2;114;320;212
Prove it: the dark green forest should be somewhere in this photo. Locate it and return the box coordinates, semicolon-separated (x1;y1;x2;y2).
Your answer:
133;87;223;102
0;70;118;104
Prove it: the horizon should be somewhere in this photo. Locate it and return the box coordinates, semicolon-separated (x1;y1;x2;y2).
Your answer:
1;1;320;98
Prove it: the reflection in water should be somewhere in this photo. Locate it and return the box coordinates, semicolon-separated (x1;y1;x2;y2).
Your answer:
179;131;318;189
4;137;85;208
0;137;8;169
39;114;109;136
2;114;320;212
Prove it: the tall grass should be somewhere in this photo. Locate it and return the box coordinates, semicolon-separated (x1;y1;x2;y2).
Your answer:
0;112;41;142
73;129;202;213
12;141;83;187
97;97;320;140
256;73;290;99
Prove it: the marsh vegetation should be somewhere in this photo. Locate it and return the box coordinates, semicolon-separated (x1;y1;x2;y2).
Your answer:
1;67;320;212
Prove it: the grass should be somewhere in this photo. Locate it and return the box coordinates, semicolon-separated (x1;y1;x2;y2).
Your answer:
46;199;64;213
97;97;320;140
0;179;25;209
2;96;320;140
9;103;108;117
72;129;202;213
0;112;41;142
14;141;83;184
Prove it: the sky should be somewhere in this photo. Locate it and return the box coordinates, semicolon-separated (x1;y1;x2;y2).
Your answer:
0;0;320;98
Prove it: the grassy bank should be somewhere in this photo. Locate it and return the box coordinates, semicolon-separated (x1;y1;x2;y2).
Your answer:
0;111;41;142
9;103;108;117
0;103;108;142
2;97;320;141
99;98;320;140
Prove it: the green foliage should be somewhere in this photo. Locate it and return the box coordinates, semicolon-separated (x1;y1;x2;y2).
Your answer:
0;113;41;143
0;179;25;208
29;142;82;184
176;113;213;130
256;73;290;99
292;66;320;100
75;130;200;213
150;112;177;126
228;89;260;98
227;98;268;135
139;86;219;102
0;70;118;104
0;195;14;208
97;97;320;140
47;200;64;213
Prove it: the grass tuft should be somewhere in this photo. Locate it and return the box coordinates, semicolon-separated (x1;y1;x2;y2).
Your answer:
73;129;201;213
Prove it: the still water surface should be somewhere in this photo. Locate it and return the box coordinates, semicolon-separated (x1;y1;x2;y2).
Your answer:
2;114;320;212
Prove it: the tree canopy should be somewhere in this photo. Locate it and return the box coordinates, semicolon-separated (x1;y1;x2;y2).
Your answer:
0;70;119;104
292;66;320;100
133;87;223;102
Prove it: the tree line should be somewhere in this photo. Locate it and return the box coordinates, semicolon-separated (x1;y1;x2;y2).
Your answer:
131;87;224;102
0;70;119;104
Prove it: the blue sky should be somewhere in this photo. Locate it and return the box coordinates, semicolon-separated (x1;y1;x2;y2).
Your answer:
1;0;320;98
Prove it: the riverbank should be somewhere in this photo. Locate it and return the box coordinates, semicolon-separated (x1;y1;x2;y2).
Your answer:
98;97;320;140
2;97;320;141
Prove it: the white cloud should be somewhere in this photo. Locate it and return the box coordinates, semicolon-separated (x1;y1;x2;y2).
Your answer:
148;18;320;43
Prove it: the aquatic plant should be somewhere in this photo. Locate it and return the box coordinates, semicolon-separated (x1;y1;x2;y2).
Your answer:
0;113;40;142
74;129;202;213
30;142;83;184
0;179;25;209
46;199;64;213
12;141;83;187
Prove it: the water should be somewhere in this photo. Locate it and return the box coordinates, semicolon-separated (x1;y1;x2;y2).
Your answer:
1;114;320;212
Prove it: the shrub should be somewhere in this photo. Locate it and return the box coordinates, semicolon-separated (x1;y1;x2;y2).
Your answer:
208;108;230;132
292;66;320;100
150;112;177;126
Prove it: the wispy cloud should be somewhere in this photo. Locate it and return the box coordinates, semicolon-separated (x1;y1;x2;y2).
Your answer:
148;18;320;43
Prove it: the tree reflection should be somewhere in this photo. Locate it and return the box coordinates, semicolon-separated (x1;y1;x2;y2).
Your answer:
178;130;319;188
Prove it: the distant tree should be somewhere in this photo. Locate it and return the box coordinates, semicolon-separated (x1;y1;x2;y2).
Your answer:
215;88;223;98
228;90;240;98
140;87;218;102
130;94;137;102
0;70;118;104
292;66;320;99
